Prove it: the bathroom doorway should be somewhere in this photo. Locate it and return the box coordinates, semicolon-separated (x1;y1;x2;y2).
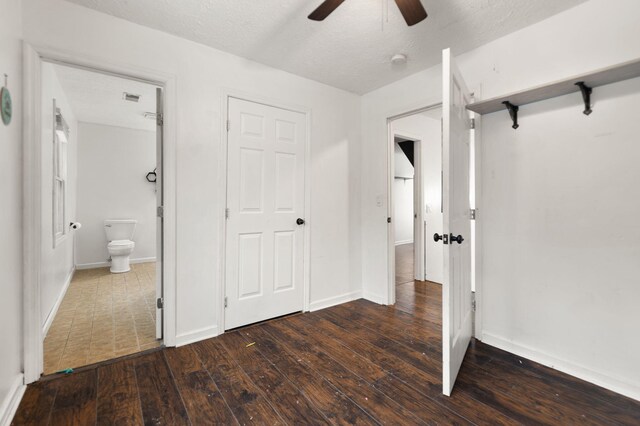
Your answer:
37;62;165;375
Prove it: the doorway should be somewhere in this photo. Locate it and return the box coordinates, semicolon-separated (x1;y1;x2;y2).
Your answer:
223;96;310;331
39;62;164;374
389;106;444;297
21;48;174;380
392;135;421;286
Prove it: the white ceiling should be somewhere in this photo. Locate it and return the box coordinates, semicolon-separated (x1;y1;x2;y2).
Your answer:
53;63;159;131
66;0;586;94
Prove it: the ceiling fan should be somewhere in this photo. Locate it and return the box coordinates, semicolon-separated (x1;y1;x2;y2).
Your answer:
308;0;428;26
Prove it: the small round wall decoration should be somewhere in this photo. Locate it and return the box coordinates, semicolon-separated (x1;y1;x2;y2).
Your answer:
1;74;12;126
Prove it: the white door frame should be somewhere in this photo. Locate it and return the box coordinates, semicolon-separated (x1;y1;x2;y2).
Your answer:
470;101;483;339
218;91;312;332
385;102;483;340
386;103;440;305
22;44;178;384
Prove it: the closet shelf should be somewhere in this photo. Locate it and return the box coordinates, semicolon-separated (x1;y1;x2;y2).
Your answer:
466;57;640;115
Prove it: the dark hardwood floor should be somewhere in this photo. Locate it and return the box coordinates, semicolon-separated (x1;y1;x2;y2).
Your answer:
13;281;640;425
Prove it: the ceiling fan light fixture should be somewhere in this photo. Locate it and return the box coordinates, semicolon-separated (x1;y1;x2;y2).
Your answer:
308;0;427;26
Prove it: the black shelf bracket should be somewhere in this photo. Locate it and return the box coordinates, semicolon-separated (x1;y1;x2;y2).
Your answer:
575;81;593;115
502;101;519;129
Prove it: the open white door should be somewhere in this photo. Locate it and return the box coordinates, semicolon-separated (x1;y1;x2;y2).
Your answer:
441;48;473;396
155;87;164;340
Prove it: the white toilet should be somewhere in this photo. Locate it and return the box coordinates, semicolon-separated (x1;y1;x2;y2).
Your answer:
104;219;137;273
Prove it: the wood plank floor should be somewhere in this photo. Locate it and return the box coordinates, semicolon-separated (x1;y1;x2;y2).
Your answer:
14;281;640;425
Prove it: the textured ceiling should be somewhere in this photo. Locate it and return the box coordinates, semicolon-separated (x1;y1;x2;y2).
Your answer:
53;63;159;132
66;0;586;94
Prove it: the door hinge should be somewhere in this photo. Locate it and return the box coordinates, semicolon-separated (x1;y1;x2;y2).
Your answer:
225;208;230;219
156;113;164;127
226;120;230;132
156;297;164;309
157;206;164;218
470;118;476;130
224;296;228;308
472;299;476;312
470;209;477;220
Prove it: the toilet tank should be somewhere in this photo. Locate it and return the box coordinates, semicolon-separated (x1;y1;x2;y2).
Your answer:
104;219;137;241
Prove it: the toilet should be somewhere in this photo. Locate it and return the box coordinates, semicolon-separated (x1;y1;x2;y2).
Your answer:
104;219;137;273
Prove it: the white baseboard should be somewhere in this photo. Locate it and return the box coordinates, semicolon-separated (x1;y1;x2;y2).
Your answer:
362;290;387;305
42;267;75;338
76;257;157;270
0;374;26;426
309;290;362;312
175;325;219;347
395;240;414;246
481;332;640;402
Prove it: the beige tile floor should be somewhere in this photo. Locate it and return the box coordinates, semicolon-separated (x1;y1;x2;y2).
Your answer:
43;262;161;375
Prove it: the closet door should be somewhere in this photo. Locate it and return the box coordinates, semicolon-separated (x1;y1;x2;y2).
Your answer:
225;97;306;330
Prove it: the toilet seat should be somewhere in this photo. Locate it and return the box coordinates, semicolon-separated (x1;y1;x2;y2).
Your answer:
108;239;135;249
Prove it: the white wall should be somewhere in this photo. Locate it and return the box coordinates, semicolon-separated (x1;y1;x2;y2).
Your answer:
22;0;362;342
0;0;24;423
40;63;78;332
482;74;640;400
393;143;414;245
392;113;443;283
76;123;156;268
392;178;413;245
361;0;640;399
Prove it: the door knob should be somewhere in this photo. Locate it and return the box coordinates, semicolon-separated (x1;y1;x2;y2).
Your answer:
296;218;305;225
450;234;464;244
433;233;443;242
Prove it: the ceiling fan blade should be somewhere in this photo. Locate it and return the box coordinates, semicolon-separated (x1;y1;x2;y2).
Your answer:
308;0;346;21
394;0;428;26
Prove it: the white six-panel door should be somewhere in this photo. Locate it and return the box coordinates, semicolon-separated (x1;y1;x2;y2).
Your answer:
442;48;473;396
225;97;306;330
